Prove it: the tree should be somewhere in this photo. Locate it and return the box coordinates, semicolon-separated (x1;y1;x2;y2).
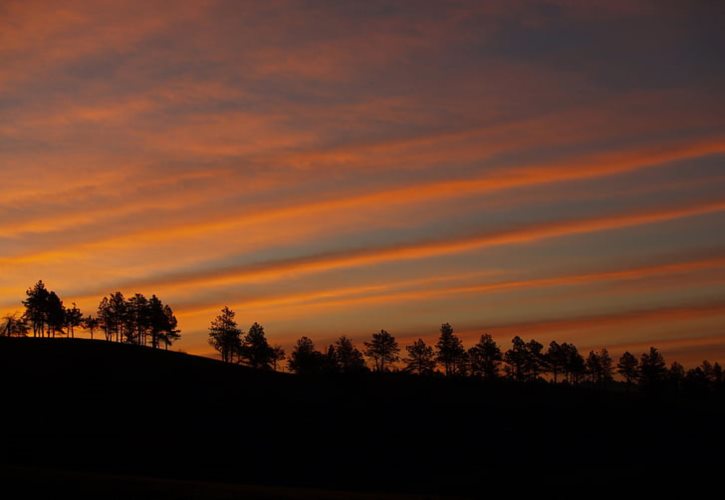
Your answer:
158;304;181;349
83;315;99;340
701;360;723;386
561;342;586;383
104;292;127;343
546;341;567;383
23;280;49;337
271;345;286;371
322;345;338;374
668;361;685;389
586;349;613;385
125;293;149;344
598;348;613;383
711;362;723;385
403;339;437;375
65;302;83;339
504;336;545;382
208;306;242;363
685;365;709;391
524;339;545;381
240;322;274;369
2;313;29;337
468;334;501;380
333;336;367;373
639;347;667;388
454;350;470;377
617;351;639;386
435;323;466;376
504;336;528;381
287;336;324;375
147;295;176;349
45;291;65;338
364;329;400;372
97;297;113;341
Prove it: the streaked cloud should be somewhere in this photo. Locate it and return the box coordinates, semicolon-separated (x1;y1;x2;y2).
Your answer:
1;0;724;364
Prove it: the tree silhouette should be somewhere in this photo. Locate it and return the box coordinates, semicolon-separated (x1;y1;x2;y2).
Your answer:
2;313;29;337
468;334;501;380
711;362;723;385
454;350;470;377
322;345;338;374
208;306;242;363
617;351;639;387
504;336;528;381
560;342;585;383
15;282;182;347
147;295;179;349
586;348;613;385
332;336;367;374
107;292;127;343
97;297;112;341
403;338;436;375
504;336;546;382
271;345;286;371
240;322;274;369
668;361;685;389
524;339;545;381
65;302;83;339
9;280;723;397
435;323;465;376
599;348;613;382
147;296;164;347
158;304;180;349
683;360;725;391
83;315;99;340
45;291;65;338
546;341;566;383
364;330;400;372
288;336;324;375
125;293;149;344
638;347;667;388
23;280;49;337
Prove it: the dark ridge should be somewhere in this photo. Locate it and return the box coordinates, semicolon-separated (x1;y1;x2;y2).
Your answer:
0;337;723;498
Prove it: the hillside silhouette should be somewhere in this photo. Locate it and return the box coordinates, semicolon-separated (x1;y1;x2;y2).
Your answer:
1;337;723;498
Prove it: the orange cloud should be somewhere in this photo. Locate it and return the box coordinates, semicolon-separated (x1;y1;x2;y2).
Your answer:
3;134;722;263
98;197;725;293
477;301;725;340
167;253;725;318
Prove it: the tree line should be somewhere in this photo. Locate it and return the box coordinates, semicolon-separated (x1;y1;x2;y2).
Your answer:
207;309;724;391
3;283;722;392
1;280;180;349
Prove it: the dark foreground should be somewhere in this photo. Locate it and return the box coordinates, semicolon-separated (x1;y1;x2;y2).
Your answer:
0;337;722;498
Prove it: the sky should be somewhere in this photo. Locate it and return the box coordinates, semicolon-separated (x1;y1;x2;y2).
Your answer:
2;0;725;366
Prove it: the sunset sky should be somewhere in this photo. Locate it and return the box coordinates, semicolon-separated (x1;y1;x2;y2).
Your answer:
2;0;724;365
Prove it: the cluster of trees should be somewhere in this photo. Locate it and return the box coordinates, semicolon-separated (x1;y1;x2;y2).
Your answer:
208;310;724;391
207;306;285;368
4;286;721;393
1;281;180;349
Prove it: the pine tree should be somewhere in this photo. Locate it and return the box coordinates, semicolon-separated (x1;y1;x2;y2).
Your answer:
240;322;274;369
468;334;501;380
208;307;242;363
364;330;400;372
435;323;465;376
617;351;639;386
403;339;436;375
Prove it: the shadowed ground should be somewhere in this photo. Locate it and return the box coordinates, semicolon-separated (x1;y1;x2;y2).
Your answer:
0;337;722;498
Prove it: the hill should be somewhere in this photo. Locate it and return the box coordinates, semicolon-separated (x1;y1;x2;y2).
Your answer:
0;337;723;498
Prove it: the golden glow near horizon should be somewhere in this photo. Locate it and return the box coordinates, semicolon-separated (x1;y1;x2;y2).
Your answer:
2;1;725;366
